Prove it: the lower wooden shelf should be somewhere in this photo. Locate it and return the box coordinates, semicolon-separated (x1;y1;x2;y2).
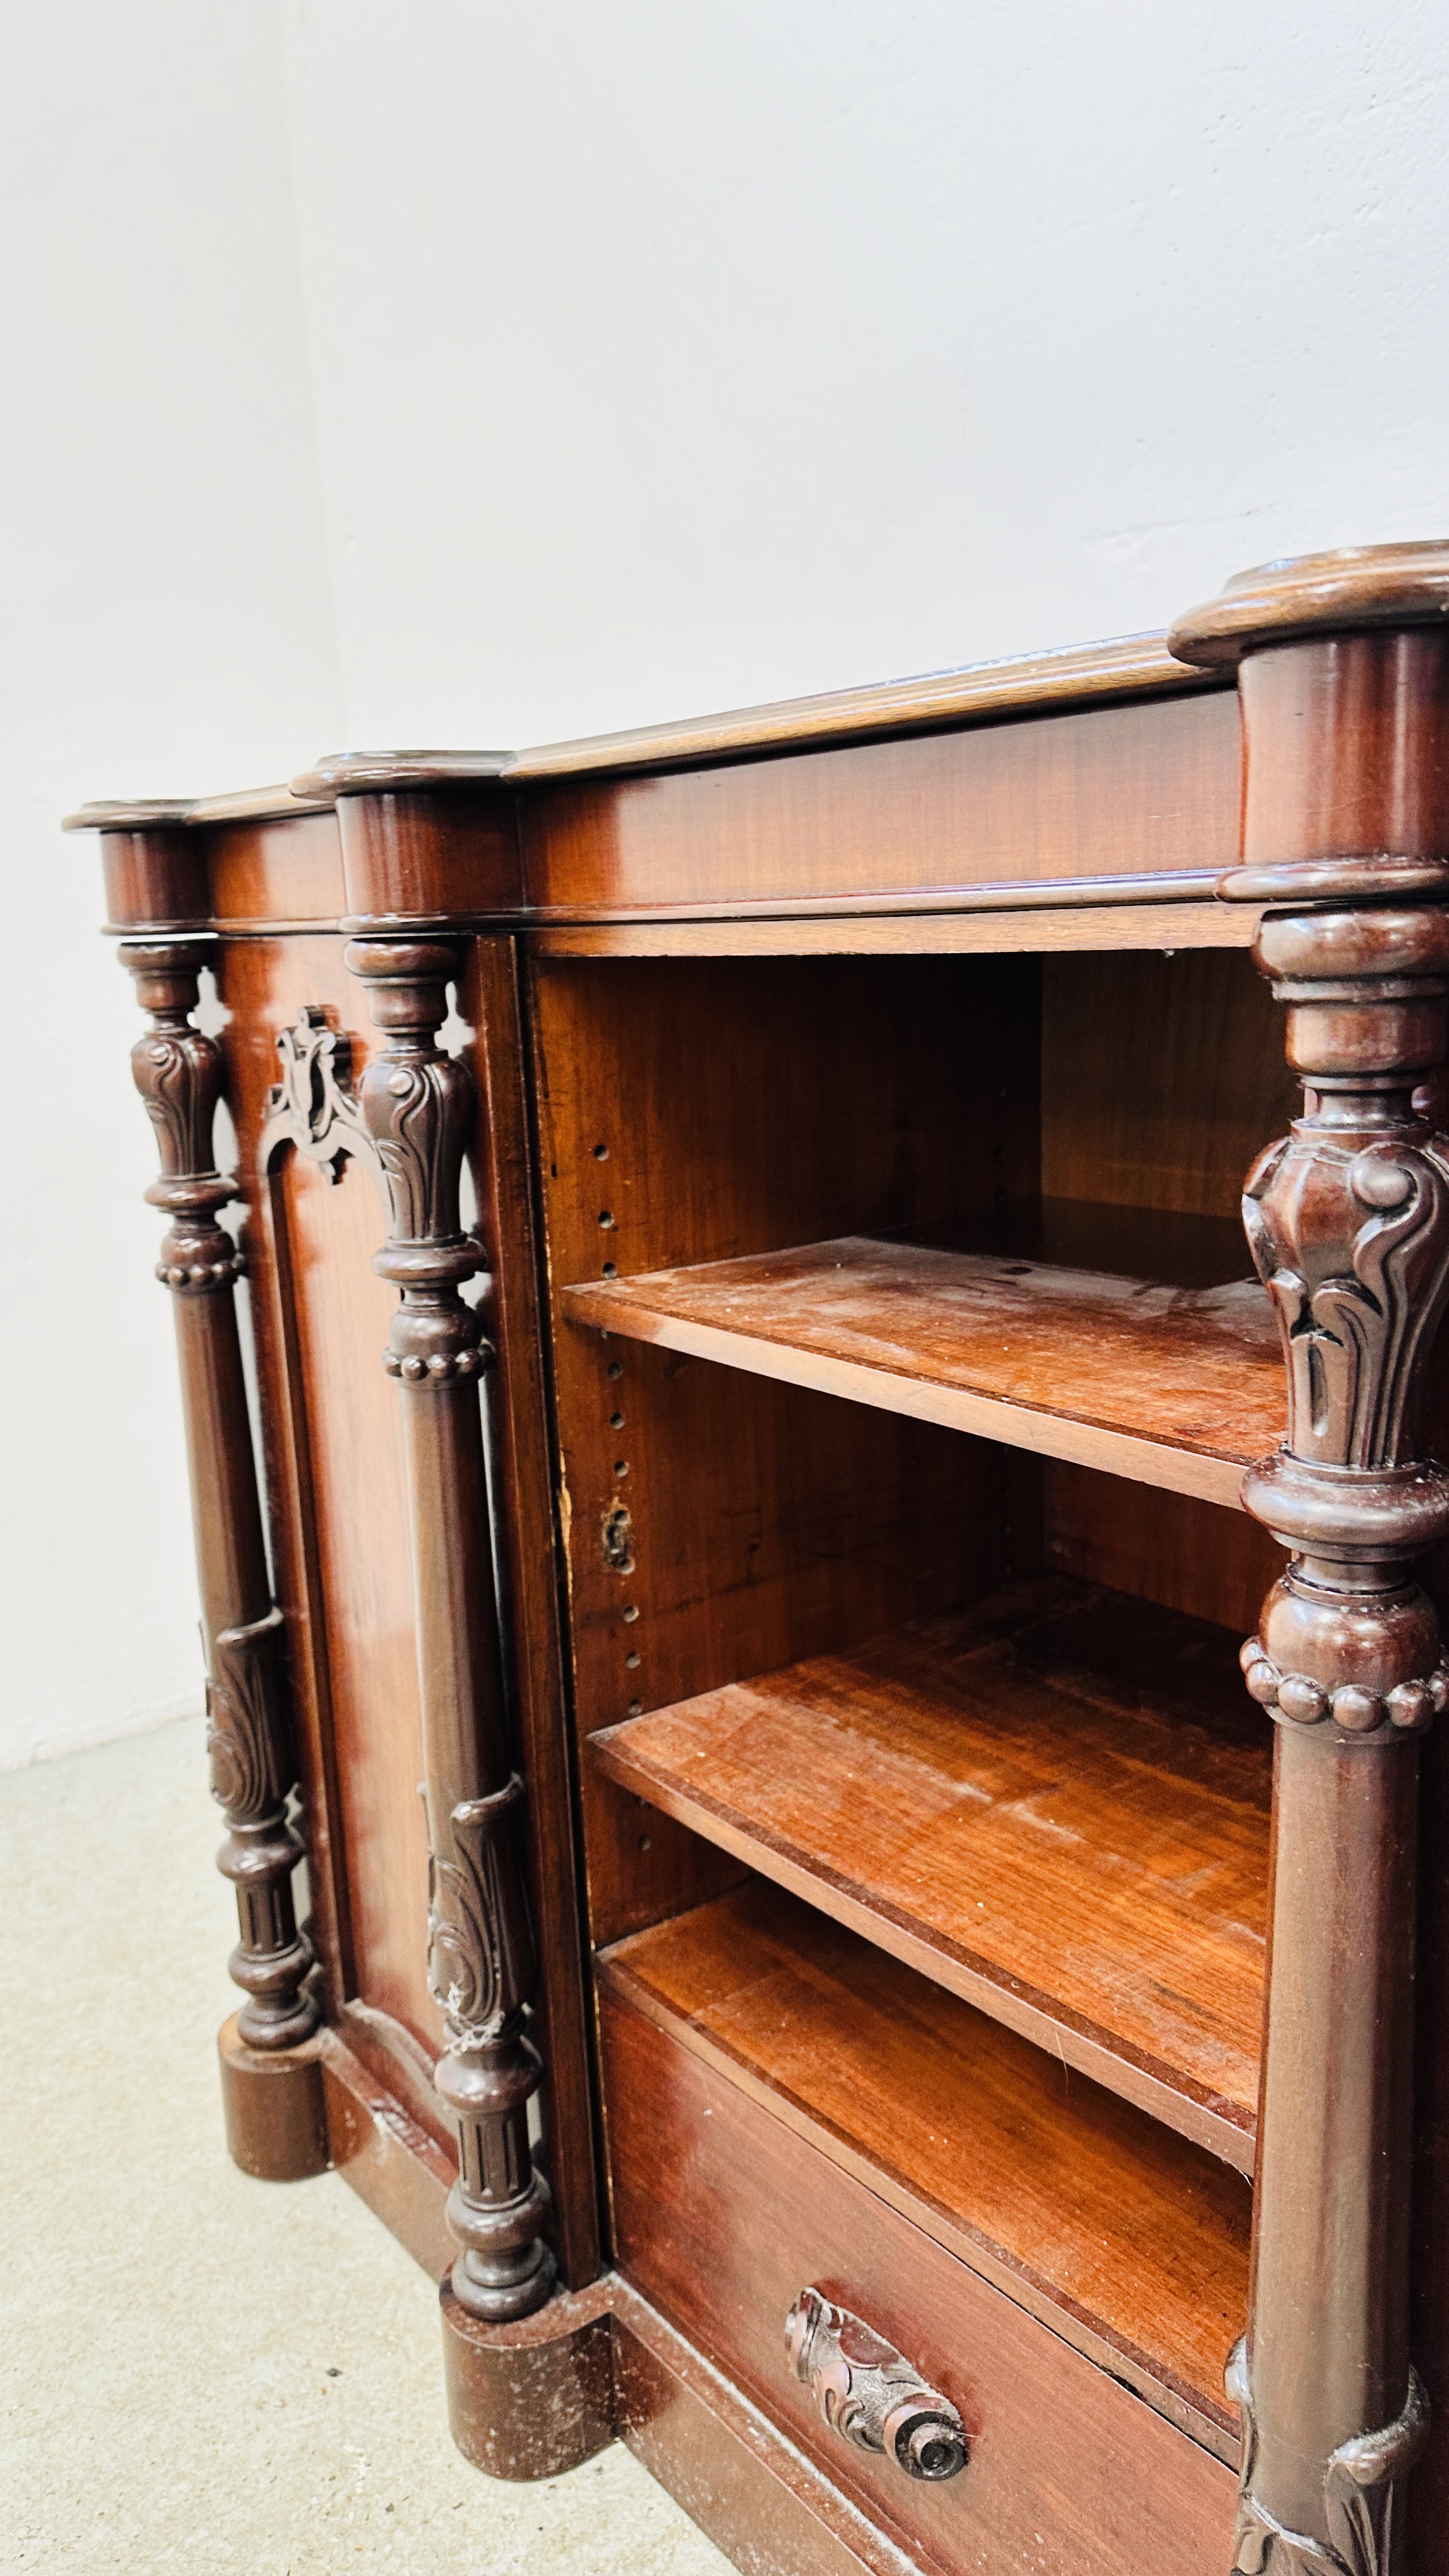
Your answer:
589;1577;1271;2168
598;1879;1250;2460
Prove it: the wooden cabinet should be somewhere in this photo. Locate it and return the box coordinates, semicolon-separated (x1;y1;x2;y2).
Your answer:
72;542;1449;2575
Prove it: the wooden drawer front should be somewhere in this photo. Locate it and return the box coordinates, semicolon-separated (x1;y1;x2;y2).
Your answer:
600;1990;1234;2576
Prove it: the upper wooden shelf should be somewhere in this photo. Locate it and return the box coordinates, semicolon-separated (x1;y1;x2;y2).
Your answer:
563;1203;1284;1510
590;1577;1271;2170
599;1879;1251;2460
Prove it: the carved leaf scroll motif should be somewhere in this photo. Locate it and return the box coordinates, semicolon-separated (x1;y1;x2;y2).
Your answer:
424;1774;535;2050
120;941;318;2051
785;2287;968;2484
338;939;553;2321
133;1022;224;1184
1244;1130;1449;1471
1228;2342;1429;2576
366;1054;473;1248
206;1606;291;1823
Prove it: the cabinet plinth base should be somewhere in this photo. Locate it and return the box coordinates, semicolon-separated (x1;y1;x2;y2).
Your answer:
441;2275;615;2479
217;2013;330;2181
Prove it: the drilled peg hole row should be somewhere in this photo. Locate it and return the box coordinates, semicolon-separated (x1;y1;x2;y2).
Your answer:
602;1348;643;1717
594;1153;618;1272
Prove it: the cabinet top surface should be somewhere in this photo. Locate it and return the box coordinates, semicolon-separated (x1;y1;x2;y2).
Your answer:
68;629;1220;829
64;535;1449;830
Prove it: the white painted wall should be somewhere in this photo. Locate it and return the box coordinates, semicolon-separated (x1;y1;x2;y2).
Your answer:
280;0;1449;747
6;0;1449;1761
0;0;342;1766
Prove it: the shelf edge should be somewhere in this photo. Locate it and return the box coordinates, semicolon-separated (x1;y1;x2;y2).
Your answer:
562;1297;1257;1511
589;1727;1258;2175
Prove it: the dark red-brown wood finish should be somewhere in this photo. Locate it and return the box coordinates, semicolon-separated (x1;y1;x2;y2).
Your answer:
118;928;328;2177
72;540;1449;2576
1173;548;1449;2576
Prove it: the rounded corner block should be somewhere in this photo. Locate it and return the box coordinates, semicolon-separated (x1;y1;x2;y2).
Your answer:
440;2274;617;2481
217;2013;330;2182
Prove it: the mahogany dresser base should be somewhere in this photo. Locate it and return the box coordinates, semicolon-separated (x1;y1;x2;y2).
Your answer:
74;540;1449;2576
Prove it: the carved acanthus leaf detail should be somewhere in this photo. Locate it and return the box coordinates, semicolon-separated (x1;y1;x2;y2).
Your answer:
424;1775;534;2048
1245;1128;1449;1471
347;936;551;2320
118;940;318;2051
206;1607;292;1823
133;1023;224;1183
362;1050;474;1248
1229;2340;1429;2576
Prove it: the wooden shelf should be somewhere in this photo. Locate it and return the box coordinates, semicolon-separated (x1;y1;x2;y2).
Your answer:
562;1202;1284;1508
590;1578;1270;2168
599;1879;1251;2460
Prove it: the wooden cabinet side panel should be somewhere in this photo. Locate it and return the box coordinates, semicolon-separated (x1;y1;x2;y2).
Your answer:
459;935;601;2285
220;934;437;2056
208;810;347;927
220;930;602;2285
1409;1356;1449;2574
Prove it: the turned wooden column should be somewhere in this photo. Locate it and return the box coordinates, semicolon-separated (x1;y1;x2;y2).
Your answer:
342;933;555;2323
1172;545;1449;2575
120;935;326;2177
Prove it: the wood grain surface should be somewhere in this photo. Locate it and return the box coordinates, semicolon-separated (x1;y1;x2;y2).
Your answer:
218;935;431;2056
1039;951;1299;1218
611;2275;936;2576
517;691;1240;921
600;1880;1251;2456
563;1215;1284;1510
529;900;1259;957
1045;1464;1286;1637
531;953;1045;1951
510;632;1227;779
591;1577;1270;2165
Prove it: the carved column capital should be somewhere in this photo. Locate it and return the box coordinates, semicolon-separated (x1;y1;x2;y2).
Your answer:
119;937;245;1292
343;936;491;1361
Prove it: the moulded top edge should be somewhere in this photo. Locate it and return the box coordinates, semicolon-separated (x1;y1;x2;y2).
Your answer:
1170;539;1449;668
69;629;1228;827
63;783;337;832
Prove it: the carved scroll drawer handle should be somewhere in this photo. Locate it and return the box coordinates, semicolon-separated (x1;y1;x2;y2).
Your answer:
785;2288;968;2483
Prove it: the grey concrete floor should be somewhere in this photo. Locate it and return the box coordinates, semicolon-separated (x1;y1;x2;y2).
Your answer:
0;1717;732;2575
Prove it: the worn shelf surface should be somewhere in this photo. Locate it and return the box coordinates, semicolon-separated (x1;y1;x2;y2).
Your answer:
562;1203;1283;1508
599;1878;1250;2460
590;1578;1271;2168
